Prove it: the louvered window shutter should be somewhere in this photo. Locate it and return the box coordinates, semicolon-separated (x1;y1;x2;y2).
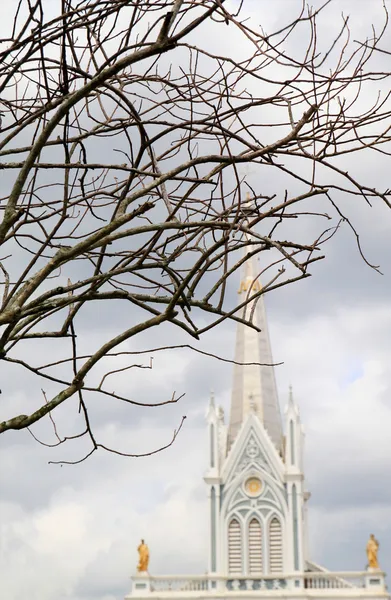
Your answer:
248;518;263;574
269;517;283;573
228;518;242;574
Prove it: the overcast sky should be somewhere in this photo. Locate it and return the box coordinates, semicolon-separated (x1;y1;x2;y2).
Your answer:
2;1;391;599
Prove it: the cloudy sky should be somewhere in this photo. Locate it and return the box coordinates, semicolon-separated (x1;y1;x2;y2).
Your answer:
2;1;391;599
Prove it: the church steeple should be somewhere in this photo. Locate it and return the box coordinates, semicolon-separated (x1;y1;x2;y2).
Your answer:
203;239;303;579
227;247;283;453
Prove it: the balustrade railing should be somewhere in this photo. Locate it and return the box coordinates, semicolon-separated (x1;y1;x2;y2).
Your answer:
150;578;209;592
304;573;361;589
131;571;384;594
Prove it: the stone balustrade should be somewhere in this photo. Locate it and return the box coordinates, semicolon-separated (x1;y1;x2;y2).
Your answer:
129;570;387;596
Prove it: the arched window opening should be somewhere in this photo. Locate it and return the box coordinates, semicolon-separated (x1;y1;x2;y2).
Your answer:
228;518;242;574
269;517;283;573
248;518;263;574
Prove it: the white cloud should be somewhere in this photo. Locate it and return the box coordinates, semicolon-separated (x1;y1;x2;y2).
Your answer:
2;298;391;598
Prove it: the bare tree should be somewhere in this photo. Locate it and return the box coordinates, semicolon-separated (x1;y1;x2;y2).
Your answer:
0;0;390;460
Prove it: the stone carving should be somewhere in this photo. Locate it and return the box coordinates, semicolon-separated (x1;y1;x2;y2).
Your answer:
246;437;260;459
231;434;273;479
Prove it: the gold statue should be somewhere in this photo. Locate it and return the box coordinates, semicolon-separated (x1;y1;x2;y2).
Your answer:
366;534;380;569
238;260;261;294
137;539;149;572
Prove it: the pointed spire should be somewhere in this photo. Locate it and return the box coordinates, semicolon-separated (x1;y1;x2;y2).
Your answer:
207;389;217;423
286;384;300;420
288;384;294;407
227;245;283;453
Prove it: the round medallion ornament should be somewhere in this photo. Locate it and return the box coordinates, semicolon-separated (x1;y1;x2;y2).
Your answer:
245;477;262;497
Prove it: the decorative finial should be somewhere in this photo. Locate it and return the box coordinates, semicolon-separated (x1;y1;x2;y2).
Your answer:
137;539;150;572
210;389;215;407
288;384;294;405
249;392;257;413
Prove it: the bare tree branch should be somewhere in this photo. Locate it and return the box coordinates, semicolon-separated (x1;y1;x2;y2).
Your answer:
0;0;390;460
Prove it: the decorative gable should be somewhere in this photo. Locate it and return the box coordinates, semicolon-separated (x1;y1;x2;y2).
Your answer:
231;434;274;479
222;414;284;489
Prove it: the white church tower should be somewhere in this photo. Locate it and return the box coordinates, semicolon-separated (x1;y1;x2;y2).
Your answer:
128;249;389;600
204;249;308;586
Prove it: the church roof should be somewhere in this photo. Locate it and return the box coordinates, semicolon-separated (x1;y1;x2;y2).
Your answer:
227;248;283;454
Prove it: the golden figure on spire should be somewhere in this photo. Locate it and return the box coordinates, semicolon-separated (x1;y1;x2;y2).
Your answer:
238;255;261;293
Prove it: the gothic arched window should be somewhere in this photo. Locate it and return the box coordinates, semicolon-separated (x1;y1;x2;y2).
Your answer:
269;517;283;573
228;518;242;574
248;517;263;574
